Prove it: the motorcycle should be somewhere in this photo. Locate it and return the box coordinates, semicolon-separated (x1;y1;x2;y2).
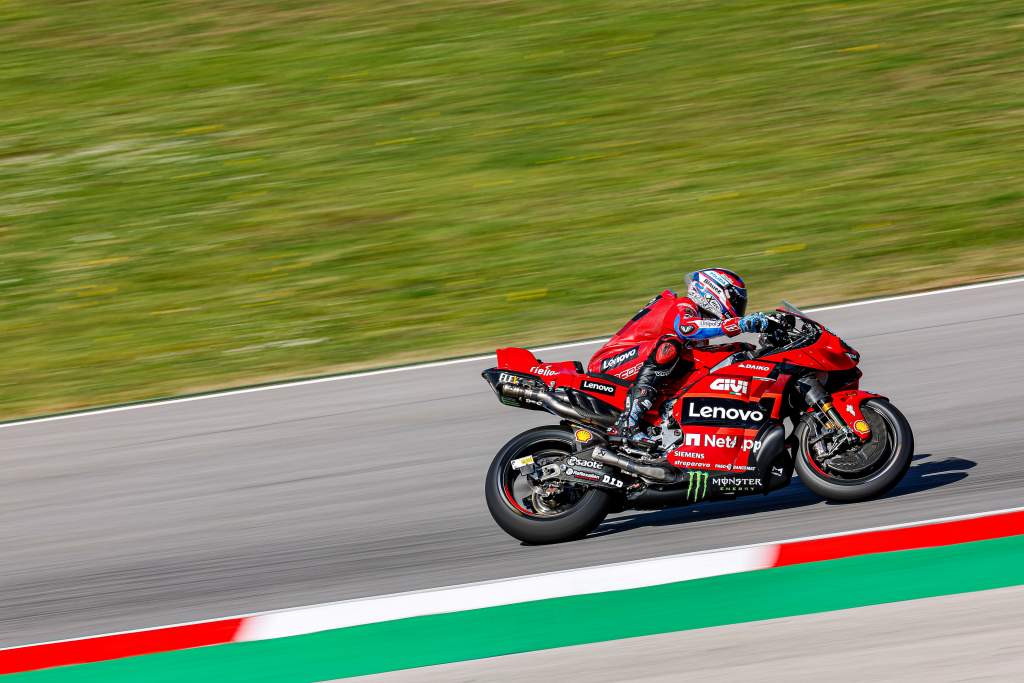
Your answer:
481;304;914;544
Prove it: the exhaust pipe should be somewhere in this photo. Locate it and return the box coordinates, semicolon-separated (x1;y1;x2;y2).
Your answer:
591;446;686;484
500;384;615;427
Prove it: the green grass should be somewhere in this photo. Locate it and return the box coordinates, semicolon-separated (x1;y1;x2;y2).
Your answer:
1;0;1022;417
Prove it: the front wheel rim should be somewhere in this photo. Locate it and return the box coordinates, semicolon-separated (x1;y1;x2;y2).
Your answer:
801;404;902;486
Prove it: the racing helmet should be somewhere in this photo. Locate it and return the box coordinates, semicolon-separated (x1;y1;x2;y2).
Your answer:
687;268;748;319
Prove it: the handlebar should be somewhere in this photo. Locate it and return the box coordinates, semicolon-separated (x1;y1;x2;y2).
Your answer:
756;312;814;354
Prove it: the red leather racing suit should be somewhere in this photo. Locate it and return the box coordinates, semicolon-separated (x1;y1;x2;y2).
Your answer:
588;290;748;435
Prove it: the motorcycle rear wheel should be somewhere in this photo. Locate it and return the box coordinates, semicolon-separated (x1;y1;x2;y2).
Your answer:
794;398;914;502
485;426;611;544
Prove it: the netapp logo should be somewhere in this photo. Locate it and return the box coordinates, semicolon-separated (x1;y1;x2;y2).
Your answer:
581;380;616;395
684;432;762;451
600;347;638;371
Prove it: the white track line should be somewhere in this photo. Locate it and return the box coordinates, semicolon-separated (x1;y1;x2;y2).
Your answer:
3;275;1022;430
236;546;772;640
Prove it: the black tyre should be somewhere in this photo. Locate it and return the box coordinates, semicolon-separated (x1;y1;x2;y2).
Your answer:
794;399;914;502
485;426;611;544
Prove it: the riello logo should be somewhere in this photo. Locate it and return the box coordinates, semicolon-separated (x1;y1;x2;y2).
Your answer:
710;378;749;394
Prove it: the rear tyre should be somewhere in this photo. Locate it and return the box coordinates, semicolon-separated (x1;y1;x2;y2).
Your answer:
485;426;611;544
794;399;914;502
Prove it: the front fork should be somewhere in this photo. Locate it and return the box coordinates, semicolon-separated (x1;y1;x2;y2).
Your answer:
794;375;860;456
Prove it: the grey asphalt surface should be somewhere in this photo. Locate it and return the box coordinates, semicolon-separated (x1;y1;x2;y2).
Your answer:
2;281;1023;646
355;586;1024;683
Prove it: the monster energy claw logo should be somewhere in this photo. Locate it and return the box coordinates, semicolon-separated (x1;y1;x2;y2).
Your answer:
686;471;709;502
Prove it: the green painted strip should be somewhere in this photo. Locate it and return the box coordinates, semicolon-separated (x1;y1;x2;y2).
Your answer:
12;535;1024;683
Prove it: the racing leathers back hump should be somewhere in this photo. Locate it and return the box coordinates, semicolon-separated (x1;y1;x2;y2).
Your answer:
587;290;744;382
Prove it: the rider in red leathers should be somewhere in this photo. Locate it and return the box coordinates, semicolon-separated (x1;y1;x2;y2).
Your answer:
587;268;772;444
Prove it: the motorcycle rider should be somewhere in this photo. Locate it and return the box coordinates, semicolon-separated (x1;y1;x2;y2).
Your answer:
587;268;772;445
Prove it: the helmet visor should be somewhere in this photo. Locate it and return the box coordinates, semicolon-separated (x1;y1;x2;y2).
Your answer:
731;289;748;318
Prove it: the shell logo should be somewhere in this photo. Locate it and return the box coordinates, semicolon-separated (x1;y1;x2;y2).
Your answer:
575;429;593;444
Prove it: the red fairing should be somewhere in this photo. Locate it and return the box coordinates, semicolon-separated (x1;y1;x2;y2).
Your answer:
761;309;859;372
495;347;629;409
832;389;885;439
666;362;782;472
496;347;543;371
496;347;579;382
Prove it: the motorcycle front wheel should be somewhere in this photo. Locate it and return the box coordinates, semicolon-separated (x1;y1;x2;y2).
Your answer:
794;398;914;502
485;426;611;544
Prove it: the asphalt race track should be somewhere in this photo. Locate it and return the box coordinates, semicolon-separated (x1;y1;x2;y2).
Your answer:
3;281;1023;646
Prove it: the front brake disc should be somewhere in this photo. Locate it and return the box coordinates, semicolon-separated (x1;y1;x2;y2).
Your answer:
822;408;888;475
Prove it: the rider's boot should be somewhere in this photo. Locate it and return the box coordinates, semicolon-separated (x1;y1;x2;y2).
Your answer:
609;338;682;448
610;372;660;447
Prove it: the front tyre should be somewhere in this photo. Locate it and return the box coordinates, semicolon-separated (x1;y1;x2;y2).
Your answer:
485;426;611;544
794;399;914;502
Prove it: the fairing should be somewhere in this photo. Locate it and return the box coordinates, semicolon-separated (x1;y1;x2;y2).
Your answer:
496;347;629;409
490;308;872;466
831;389;885;438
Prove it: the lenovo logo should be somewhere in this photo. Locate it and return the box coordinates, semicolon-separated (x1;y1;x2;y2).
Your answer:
581;380;616;395
600;347;639;371
687;403;764;423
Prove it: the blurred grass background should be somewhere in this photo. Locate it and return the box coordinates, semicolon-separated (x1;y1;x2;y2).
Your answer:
1;0;1022;418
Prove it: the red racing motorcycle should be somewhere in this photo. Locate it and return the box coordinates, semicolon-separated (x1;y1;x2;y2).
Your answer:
481;305;914;544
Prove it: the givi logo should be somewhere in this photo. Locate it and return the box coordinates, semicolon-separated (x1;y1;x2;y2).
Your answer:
710;378;749;394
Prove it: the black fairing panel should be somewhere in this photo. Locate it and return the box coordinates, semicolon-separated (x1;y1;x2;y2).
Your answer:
752;424;792;491
557;388;621;419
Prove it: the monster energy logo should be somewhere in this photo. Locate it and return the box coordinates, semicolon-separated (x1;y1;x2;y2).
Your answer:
686;471;709;502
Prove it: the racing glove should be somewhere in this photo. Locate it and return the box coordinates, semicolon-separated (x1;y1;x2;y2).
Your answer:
738;313;770;334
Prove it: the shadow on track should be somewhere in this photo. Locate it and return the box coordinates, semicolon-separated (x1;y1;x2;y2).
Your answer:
873;453;976;499
587;453;975;539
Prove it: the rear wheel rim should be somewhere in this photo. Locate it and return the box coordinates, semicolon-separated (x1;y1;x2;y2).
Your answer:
499;443;588;518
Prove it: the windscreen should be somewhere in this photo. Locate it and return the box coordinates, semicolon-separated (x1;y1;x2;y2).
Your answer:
780;300;807;316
